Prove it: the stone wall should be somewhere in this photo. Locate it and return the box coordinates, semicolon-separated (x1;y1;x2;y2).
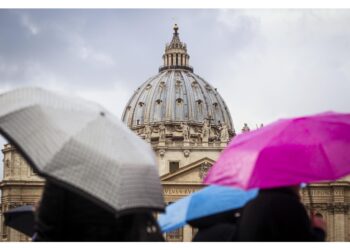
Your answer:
0;144;44;242
1;144;350;242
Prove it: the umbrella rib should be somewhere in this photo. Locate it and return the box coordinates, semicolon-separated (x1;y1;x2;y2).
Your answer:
298;119;336;180
41;114;100;171
264;121;293;147
319;144;336;180
247;122;291;188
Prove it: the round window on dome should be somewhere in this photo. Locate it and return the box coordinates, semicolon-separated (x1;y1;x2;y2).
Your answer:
176;98;183;104
159;82;166;88
196;99;203;105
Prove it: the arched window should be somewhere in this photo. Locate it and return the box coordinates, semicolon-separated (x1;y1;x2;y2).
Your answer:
159;81;166;88
315;212;323;218
176;98;183;104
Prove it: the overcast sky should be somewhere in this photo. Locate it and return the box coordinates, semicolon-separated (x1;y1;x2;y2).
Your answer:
0;9;350;178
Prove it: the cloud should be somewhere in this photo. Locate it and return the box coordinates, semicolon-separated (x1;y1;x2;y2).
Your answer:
209;9;350;130
76;83;133;118
0;9;349;140
76;46;115;65
20;12;40;35
0;10;129;91
0;9;350;180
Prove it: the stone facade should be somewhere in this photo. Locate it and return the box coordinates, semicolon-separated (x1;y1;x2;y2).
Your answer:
0;144;44;242
160;157;213;241
1;145;350;242
301;181;350;241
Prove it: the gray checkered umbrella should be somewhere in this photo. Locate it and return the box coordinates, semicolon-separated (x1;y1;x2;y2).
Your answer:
0;87;165;214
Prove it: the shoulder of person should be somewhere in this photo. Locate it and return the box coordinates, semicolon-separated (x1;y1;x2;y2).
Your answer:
268;192;305;211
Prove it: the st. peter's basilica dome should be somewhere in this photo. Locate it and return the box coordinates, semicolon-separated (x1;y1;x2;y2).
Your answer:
122;24;235;145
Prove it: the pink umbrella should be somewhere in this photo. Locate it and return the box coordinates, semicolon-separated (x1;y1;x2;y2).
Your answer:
204;112;350;190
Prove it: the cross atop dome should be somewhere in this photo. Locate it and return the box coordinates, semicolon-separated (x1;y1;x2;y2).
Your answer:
173;23;179;34
159;24;193;72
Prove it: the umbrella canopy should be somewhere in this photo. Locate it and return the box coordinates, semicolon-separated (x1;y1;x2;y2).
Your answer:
0;87;164;213
4;205;35;237
158;185;258;232
204;112;350;189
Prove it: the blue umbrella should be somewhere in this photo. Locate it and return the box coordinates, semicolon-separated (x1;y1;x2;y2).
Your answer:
158;185;258;233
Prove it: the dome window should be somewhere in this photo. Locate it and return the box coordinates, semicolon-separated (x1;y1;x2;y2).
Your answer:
196;99;203;105
159;81;166;88
146;84;152;90
213;102;218;108
156;99;162;105
175;80;182;88
176;98;183;104
139;102;145;107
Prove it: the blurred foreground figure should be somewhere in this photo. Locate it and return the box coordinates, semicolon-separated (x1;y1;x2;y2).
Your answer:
236;186;326;241
34;181;164;242
192;210;240;242
193;223;236;242
0;87;165;241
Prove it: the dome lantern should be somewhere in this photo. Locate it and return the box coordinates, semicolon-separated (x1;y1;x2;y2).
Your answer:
159;24;193;73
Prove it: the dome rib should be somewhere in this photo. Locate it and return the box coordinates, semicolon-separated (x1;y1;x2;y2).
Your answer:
180;71;194;122
149;72;167;123
165;71;175;122
191;73;209;123
145;71;166;124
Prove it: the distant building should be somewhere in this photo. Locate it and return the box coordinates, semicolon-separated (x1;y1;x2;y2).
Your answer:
121;24;235;241
0;25;349;242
